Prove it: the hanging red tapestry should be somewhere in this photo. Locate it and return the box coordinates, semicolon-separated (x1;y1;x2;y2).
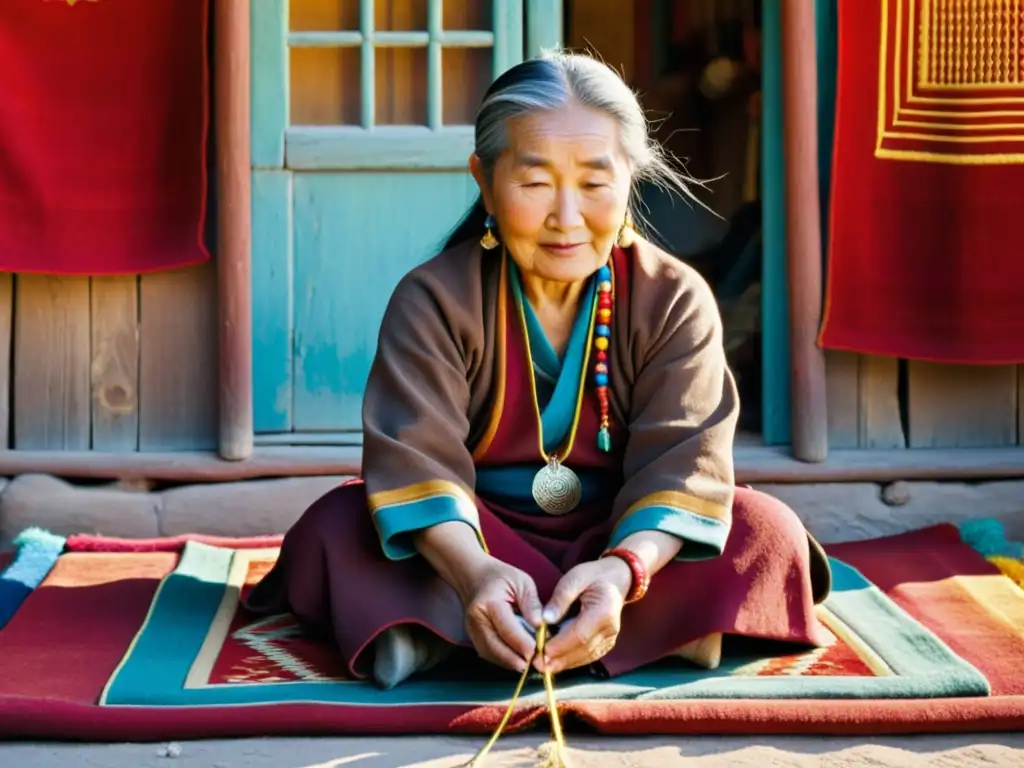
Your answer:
819;0;1024;364
0;0;210;275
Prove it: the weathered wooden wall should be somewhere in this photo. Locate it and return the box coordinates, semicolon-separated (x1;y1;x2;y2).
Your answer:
0;265;218;452
826;350;1023;449
2;268;1019;453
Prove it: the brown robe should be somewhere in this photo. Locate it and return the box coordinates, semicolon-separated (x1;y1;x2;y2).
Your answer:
363;238;739;545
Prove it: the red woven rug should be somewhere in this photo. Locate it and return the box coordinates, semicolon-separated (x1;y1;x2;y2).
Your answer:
819;0;1024;363
0;525;1022;740
0;0;209;275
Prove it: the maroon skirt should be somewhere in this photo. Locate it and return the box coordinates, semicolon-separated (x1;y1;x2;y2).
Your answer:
244;482;833;679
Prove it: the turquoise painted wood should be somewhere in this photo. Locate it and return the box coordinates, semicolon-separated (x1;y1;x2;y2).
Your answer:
525;0;561;56
494;0;525;73
760;0;836;447
251;0;526;434
250;0;287;168
285;126;475;171
292;173;479;429
252;170;293;432
760;0;791;446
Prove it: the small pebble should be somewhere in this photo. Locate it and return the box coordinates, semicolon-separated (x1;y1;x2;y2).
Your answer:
157;742;183;758
880;481;911;507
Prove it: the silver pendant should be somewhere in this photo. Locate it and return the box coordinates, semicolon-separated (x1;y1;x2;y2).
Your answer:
531;457;582;515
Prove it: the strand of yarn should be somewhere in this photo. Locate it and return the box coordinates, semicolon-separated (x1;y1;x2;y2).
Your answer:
464;623;569;768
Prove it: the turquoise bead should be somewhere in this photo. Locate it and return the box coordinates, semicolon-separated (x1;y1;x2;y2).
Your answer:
596;325;610;337
597;428;612;453
597;265;611;281
595;372;608;386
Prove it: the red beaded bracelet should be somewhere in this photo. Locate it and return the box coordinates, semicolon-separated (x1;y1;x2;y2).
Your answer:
600;547;650;604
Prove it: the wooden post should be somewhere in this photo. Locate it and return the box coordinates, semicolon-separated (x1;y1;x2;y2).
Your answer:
215;0;254;461
780;0;828;463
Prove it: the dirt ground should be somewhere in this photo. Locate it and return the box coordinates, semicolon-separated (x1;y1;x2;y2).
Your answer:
4;733;1024;767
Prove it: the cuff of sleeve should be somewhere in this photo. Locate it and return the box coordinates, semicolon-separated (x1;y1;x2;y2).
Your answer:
373;493;485;561
609;506;730;561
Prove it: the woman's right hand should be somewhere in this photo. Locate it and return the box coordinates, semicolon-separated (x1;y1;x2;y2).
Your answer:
461;559;544;673
412;520;542;673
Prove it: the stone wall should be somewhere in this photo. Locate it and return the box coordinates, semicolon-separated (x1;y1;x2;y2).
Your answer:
0;474;1021;546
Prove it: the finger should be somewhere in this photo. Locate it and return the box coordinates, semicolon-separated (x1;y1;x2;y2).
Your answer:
539;615;588;669
513;575;544;629
542;604;617;672
545;627;617;674
542;570;586;625
489;601;538;663
566;633;617;672
468;621;529;672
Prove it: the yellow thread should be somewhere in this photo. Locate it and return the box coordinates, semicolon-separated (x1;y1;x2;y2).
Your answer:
464;623;569;768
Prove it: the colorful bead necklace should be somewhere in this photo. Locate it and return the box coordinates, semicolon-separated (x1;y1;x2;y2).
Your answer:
594;263;613;453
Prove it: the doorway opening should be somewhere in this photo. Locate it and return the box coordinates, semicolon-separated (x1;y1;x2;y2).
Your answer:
566;0;765;442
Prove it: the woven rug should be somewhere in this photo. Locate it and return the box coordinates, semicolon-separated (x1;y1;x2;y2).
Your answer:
1;523;1022;739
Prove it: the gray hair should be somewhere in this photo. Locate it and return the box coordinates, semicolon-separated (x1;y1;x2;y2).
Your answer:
442;50;703;250
476;52;702;222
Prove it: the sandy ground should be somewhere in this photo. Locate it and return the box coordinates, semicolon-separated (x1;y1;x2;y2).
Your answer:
4;733;1024;768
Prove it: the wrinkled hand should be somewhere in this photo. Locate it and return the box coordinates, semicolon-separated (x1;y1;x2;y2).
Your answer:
462;560;544;673
537;558;632;674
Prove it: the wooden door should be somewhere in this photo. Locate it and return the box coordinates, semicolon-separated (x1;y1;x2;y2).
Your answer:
251;0;524;439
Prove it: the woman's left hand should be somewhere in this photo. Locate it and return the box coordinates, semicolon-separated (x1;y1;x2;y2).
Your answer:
535;557;633;674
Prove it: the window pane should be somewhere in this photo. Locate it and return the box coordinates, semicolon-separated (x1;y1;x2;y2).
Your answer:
375;48;428;125
375;0;427;31
444;0;492;30
443;48;491;126
290;0;360;31
290;48;362;126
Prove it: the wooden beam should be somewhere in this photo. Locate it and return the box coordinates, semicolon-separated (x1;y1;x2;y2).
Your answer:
215;0;254;461
3;445;1024;485
780;0;828;462
732;446;1024;483
0;447;359;482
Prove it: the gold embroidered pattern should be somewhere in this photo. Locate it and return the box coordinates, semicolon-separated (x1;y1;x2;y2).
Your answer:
919;0;1021;86
876;0;1024;164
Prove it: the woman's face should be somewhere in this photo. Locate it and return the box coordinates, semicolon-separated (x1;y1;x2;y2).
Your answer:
471;103;633;284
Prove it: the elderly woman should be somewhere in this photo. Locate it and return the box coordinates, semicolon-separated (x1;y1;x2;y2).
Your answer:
246;52;832;690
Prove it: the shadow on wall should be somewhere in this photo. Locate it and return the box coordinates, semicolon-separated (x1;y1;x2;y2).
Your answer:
637;181;764;436
636;178;730;262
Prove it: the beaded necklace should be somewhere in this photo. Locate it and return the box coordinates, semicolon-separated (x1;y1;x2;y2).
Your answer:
518;257;615;515
594;262;613;453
